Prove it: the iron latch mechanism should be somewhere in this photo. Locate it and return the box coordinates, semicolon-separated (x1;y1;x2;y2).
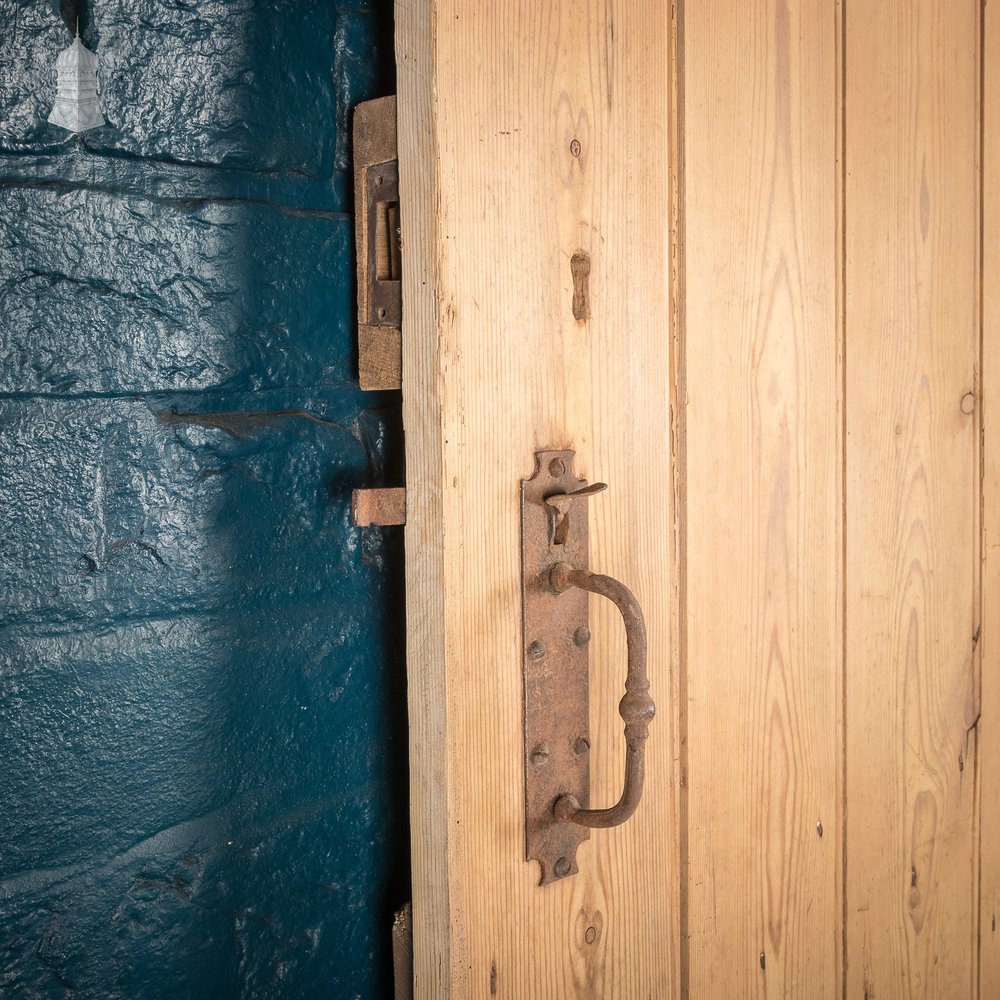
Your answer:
354;95;402;391
350;96;405;526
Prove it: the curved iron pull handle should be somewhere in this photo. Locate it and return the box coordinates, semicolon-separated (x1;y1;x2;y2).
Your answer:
547;562;655;829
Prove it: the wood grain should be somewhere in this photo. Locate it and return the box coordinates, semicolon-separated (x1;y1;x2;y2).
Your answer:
681;1;842;995
358;326;402;391
844;2;981;996
397;3;990;995
393;902;414;1000
980;1;1000;994
396;0;676;997
394;2;450;996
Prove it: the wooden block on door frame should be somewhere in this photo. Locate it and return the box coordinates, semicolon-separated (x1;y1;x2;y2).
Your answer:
352;487;406;527
359;324;402;390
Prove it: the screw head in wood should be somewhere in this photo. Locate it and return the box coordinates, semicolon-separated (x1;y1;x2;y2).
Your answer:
570;139;581;157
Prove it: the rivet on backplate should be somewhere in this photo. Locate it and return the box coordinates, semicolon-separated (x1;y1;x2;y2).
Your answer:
528;640;546;660
530;743;550;765
574;736;590;755
554;856;571;878
548;458;566;478
573;625;591;646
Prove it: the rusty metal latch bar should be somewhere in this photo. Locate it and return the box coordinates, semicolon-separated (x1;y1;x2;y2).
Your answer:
350;97;406;526
352;487;406;527
521;450;654;885
354;95;402;391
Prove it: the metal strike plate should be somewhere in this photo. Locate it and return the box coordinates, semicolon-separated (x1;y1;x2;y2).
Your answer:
521;449;596;884
353;95;401;390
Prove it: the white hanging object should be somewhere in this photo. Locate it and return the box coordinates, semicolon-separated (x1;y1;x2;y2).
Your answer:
48;26;105;133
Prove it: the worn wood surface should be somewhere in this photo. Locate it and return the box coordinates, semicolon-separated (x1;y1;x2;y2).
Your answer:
681;1;842;996
396;0;675;997
397;0;991;995
844;1;981;997
393;902;414;1000
393;3;450;997
358;326;402;392
981;1;1000;993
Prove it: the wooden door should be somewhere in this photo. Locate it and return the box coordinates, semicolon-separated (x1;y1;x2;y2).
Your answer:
396;1;994;997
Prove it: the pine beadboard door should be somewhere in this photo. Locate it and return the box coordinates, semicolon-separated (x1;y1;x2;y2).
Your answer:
395;1;994;997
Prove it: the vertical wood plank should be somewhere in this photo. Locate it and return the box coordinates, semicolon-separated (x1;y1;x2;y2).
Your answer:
396;1;677;996
844;2;981;997
682;1;842;996
669;0;690;994
980;0;999;992
394;2;450;996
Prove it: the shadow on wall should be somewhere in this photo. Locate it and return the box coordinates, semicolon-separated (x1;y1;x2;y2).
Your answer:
0;2;407;998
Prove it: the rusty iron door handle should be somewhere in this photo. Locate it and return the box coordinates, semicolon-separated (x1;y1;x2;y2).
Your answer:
547;563;654;828
521;449;654;884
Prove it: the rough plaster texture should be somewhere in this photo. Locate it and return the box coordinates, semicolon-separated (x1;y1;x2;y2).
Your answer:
0;3;406;997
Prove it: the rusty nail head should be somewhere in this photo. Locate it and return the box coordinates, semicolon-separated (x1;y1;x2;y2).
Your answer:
574;625;591;646
528;640;546;660
554;856;571;878
548;457;566;477
570;139;581;158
